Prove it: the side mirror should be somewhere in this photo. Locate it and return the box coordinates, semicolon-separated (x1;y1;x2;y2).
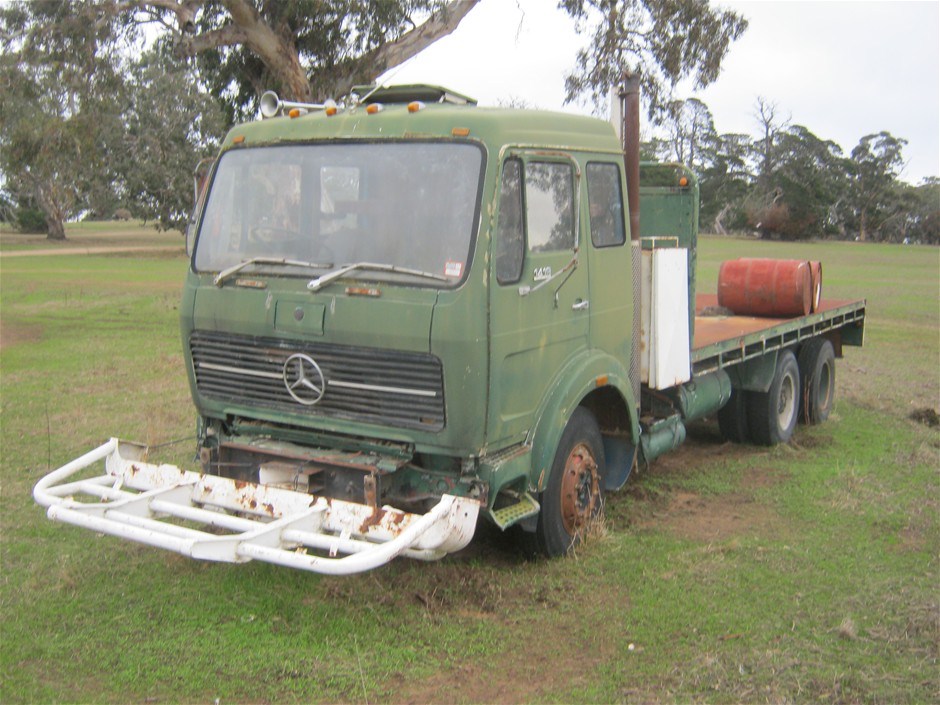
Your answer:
185;222;197;257
188;157;216;258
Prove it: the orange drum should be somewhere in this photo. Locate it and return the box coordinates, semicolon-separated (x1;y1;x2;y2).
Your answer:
718;258;812;317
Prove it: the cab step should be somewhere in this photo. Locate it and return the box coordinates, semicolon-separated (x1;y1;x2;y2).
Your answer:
490;492;540;530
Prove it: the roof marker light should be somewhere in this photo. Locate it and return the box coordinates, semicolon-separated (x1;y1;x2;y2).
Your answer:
407;101;425;113
366;103;383;115
452;127;471;137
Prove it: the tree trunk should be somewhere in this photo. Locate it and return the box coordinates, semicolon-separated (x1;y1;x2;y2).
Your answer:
713;203;731;235
858;208;868;241
220;0;312;102
32;180;68;240
45;213;67;241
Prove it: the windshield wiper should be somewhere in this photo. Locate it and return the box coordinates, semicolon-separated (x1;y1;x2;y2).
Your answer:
214;257;333;287
307;262;449;292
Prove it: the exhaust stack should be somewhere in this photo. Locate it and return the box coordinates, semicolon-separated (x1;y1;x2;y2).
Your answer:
620;72;641;243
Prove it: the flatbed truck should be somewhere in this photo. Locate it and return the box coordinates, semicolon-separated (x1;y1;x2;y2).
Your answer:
34;77;865;574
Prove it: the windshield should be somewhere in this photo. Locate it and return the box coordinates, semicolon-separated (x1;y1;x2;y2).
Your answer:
194;141;484;286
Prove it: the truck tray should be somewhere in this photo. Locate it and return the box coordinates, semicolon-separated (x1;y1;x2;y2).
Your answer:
33;439;480;576
691;295;866;375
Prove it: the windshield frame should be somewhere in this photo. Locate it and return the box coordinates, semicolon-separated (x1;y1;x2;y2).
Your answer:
190;138;487;290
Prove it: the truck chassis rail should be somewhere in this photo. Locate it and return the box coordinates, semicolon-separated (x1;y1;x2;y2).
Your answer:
33;439;480;576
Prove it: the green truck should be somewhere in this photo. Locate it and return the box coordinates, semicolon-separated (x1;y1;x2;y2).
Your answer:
34;79;865;575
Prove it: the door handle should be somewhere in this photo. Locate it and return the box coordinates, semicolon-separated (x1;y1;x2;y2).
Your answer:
572;299;590;311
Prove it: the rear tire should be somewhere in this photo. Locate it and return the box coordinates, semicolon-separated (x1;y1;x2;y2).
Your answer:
718;388;750;443
798;338;836;425
747;350;800;446
535;407;605;557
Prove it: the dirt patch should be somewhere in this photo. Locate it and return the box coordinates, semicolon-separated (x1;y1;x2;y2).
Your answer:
909;407;940;428
0;322;43;350
638;486;783;543
382;566;624;705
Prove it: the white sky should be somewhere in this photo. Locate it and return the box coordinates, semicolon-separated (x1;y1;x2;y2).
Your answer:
381;0;940;184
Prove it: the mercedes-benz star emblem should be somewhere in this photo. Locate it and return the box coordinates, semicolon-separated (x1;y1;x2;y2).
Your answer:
283;353;326;406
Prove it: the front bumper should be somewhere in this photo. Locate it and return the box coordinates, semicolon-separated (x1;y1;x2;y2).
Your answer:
33;439;480;576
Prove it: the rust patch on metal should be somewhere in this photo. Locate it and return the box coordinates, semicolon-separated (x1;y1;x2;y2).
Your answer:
130;464;140;475
363;474;378;507
359;507;387;533
263;503;275;516
234;480;249;490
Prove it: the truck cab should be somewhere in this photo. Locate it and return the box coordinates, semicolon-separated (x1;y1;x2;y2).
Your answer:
181;86;641;556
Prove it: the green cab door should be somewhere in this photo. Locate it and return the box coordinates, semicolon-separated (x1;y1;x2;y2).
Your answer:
487;153;590;445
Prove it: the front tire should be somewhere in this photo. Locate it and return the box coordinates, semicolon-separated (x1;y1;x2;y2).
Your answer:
747;350;800;446
535;407;605;557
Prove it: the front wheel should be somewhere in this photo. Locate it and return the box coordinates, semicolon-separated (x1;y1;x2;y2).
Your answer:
535;407;605;557
747;350;801;446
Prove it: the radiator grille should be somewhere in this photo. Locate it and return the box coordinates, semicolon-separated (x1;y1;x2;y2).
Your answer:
190;331;445;431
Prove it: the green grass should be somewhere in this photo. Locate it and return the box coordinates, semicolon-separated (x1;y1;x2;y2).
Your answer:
0;220;185;253
1;234;937;704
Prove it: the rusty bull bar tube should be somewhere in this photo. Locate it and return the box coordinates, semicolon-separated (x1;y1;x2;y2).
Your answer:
33;439;481;576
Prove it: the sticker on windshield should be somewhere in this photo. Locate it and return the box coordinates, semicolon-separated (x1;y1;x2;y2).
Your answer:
445;261;464;278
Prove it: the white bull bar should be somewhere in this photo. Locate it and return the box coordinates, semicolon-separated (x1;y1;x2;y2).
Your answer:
33;439;481;576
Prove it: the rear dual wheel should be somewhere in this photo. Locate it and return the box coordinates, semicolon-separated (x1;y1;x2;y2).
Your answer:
717;387;749;443
747;350;801;446
798;338;836;424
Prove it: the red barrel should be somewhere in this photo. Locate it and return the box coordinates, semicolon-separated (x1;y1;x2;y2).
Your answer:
809;260;822;312
718;258;812;317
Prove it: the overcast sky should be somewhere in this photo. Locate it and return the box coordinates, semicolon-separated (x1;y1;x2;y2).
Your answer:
381;0;940;184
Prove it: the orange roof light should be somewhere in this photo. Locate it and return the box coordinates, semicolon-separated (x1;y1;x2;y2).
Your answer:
407;101;425;113
288;108;302;119
451;127;471;137
366;103;383;115
679;176;689;187
232;135;246;144
325;105;338;117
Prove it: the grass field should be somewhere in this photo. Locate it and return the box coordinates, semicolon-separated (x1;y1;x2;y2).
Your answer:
1;225;937;704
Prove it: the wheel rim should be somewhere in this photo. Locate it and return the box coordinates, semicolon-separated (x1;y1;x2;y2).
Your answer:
777;372;797;430
560;443;600;535
817;362;832;408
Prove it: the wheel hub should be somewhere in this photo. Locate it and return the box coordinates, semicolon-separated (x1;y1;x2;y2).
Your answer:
560;443;600;535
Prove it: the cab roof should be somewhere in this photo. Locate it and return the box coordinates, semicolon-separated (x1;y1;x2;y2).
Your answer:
223;85;621;156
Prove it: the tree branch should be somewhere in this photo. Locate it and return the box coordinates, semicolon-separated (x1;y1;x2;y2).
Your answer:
319;0;481;99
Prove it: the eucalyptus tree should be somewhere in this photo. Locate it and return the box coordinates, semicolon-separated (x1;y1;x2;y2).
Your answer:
118;45;229;231
848;131;907;241
0;1;128;239
560;0;748;115
96;0;480;122
662;97;717;171
755;125;849;239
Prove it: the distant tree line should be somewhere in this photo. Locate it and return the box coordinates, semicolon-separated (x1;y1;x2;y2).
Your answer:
1;1;933;245
646;97;939;244
2;0;749;240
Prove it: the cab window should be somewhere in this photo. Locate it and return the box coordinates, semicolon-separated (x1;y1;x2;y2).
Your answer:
586;162;626;247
